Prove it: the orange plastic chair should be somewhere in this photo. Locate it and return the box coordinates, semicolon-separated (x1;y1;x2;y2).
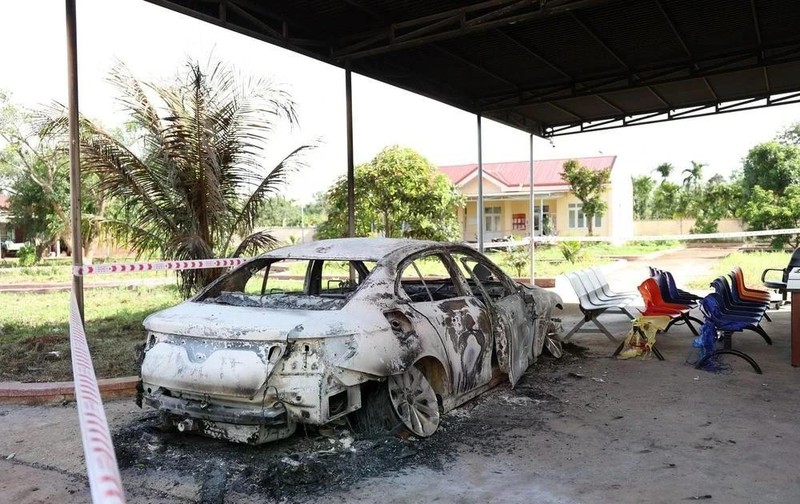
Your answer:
638;278;701;335
730;267;771;302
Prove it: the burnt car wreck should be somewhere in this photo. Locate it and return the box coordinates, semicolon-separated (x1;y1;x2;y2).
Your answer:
139;238;563;444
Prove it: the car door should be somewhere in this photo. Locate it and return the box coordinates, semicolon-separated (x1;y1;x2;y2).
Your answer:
396;252;494;396
451;249;534;388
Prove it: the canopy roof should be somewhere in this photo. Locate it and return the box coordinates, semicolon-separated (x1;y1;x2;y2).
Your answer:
147;0;800;137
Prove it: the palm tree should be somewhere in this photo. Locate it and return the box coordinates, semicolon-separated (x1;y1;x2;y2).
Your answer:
682;161;706;189
653;162;673;180
80;60;312;296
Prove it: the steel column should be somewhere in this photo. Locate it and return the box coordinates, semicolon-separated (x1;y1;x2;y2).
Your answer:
66;0;84;320
528;133;535;284
477;115;484;252
345;68;355;238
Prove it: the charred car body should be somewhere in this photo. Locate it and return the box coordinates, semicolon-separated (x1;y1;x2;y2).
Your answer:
139;238;563;444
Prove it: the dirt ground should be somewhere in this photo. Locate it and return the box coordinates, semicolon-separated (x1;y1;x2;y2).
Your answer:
1;246;799;503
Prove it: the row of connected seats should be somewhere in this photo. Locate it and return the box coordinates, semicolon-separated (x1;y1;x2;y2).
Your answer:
640;268;703;336
563;268;638;342
693;267;774;373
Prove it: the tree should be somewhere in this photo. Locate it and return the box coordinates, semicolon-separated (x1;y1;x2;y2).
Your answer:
561;159;610;236
682;161;705;190
649;181;682;219
0;91;108;259
631;175;656;220
258;196;302;227
316;146;463;241
690;176;740;234
741;141;800;198
740;185;800;249
653;162;674;180
777;122;800;145
80;60;311;296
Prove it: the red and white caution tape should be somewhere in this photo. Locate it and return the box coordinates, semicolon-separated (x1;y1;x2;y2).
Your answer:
73;257;247;276
69;292;126;503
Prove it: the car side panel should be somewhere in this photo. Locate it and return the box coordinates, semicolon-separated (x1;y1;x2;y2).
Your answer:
405;296;493;396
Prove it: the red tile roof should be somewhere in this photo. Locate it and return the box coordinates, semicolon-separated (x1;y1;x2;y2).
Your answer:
439;155;616;188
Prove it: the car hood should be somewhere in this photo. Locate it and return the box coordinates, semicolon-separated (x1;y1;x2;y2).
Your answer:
143;301;363;341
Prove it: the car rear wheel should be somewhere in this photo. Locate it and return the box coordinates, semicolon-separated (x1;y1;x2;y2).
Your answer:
387;365;440;437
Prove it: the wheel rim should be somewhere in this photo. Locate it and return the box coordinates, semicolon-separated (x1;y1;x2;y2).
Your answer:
387;366;440;437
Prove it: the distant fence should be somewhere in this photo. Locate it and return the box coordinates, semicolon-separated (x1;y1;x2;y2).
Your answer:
633;218;743;236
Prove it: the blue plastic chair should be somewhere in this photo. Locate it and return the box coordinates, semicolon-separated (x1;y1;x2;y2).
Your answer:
700;292;771;346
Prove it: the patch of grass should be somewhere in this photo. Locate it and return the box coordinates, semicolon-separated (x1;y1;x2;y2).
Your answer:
0;285;182;382
686;251;790;290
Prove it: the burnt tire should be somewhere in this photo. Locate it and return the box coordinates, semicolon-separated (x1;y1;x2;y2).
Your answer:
349;380;403;436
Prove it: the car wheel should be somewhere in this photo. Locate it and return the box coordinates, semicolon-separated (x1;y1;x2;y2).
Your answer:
387;365;440;437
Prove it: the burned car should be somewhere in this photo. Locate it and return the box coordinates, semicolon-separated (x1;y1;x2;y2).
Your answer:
139;238;562;444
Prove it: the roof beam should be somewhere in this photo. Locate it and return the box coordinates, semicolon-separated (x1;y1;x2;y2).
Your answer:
654;0;692;61
430;44;519;89
332;0;623;60
542;91;800;137
342;0;385;22
569;11;629;71
494;28;573;80
477;41;800;112
750;0;763;46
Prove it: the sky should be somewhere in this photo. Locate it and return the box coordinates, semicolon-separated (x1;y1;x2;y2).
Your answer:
1;0;799;203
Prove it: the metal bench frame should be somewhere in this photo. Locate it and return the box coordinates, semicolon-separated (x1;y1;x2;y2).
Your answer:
562;269;637;343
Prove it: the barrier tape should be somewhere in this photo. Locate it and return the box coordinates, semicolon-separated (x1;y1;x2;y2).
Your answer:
73;257;247;276
69;292;126;503
480;227;800;249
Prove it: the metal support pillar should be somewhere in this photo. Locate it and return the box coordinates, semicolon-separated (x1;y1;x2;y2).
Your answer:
66;0;84;320
529;133;535;284
345;68;355;238
477;115;484;252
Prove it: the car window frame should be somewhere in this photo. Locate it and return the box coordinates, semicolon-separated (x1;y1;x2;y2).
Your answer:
447;246;518;303
395;250;469;303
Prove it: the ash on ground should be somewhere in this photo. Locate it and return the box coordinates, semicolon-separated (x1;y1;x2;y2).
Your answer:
113;345;585;503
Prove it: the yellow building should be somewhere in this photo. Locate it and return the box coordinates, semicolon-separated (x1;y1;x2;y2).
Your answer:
439;156;633;243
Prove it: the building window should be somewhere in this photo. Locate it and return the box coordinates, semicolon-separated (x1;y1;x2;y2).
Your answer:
568;203;602;229
484;206;501;232
512;213;526;231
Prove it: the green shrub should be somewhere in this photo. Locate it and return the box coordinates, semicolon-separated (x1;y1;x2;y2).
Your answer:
17;244;38;267
558;240;583;264
502;245;530;277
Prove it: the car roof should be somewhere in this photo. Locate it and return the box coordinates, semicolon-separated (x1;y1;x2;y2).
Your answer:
261;237;445;262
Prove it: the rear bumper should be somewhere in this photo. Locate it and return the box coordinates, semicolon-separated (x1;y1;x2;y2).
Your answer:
145;388;287;426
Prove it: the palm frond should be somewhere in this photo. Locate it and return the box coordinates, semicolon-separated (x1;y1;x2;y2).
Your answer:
220;144;313;254
232;230;279;258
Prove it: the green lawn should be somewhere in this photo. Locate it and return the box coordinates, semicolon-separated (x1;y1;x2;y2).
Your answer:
0;286;182;382
686;251;790;290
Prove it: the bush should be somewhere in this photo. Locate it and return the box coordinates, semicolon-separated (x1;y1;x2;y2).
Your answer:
502;245;530;277
17;244;38;267
558;241;583;264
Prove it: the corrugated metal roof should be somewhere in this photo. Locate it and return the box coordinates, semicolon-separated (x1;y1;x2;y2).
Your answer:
146;0;800;136
439;155;616;187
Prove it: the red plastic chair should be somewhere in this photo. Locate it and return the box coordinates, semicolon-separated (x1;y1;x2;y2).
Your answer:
638;278;701;336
